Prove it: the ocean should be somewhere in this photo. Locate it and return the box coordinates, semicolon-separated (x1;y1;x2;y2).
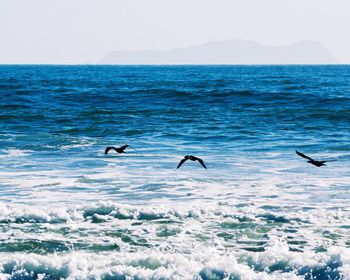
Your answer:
0;65;349;279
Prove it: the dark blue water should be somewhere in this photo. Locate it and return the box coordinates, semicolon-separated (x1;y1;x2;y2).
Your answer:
1;65;350;149
0;65;349;279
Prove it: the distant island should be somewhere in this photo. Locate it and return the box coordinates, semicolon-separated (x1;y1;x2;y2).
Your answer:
99;39;338;65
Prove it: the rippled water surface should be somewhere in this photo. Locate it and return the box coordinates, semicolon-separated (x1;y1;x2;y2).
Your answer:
0;65;350;279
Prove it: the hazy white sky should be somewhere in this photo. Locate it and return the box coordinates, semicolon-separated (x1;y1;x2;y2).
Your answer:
1;0;349;64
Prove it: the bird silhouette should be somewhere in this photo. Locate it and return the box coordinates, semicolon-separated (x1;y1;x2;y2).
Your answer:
105;145;133;155
177;155;207;169
295;150;336;167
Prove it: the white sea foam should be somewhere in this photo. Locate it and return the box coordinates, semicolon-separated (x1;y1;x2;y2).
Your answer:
0;149;31;158
0;200;349;225
0;147;349;279
0;200;349;262
0;243;349;279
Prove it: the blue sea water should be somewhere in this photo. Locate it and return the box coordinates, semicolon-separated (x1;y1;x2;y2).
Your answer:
0;65;350;279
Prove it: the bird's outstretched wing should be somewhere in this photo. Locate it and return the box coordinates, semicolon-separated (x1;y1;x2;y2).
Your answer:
105;147;114;154
296;150;314;161
196;158;207;169
177;158;188;169
119;145;129;152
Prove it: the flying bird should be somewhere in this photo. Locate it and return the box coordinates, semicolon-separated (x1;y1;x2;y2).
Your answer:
104;145;133;155
295;150;336;167
177;155;207;169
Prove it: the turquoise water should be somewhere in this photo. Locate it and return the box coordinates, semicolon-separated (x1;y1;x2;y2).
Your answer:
0;65;350;279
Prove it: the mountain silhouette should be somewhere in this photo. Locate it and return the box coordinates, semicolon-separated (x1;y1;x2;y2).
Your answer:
99;39;337;65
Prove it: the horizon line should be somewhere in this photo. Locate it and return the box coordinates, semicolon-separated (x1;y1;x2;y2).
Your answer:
0;63;347;66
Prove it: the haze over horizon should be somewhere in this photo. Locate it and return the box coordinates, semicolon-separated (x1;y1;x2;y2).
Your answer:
99;39;338;65
1;0;350;64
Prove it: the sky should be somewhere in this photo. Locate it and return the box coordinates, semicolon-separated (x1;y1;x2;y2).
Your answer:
0;0;349;64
